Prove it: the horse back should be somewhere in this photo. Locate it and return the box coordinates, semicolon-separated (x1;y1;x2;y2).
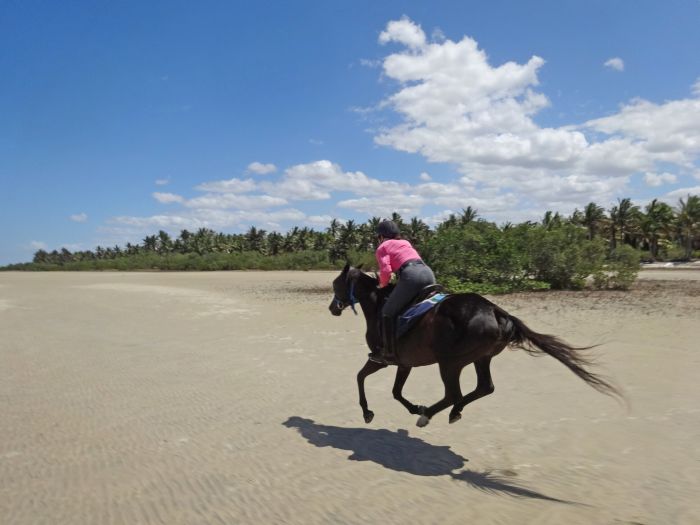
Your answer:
399;292;510;366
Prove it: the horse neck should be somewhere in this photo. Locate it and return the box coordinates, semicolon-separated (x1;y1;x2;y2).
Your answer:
358;294;378;325
354;280;380;326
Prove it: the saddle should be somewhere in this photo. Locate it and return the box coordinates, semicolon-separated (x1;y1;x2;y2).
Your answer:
396;284;448;339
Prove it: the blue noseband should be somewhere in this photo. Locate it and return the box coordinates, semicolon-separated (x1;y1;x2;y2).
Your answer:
334;281;358;315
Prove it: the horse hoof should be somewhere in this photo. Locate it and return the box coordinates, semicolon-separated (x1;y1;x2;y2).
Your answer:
364;411;374;424
449;413;462;424
416;415;430;428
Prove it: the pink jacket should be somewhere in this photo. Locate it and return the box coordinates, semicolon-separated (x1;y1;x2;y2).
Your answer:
375;239;422;287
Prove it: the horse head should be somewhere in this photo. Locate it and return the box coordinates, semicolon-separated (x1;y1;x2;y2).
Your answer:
329;263;378;316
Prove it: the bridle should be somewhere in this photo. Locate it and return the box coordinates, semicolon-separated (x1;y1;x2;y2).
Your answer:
333;281;358;315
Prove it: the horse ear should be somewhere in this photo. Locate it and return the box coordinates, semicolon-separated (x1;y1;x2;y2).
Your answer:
357;264;363;270
342;263;350;273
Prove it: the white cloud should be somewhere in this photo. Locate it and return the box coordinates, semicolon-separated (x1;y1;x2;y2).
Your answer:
644;172;677;187
247;162;277;175
263;160;409;201
379;17;427;49
337;195;424;216
185;194;287;210
70;212;88;222
693;78;700;97
367;17;700;212
111;214;200;230
419;171;432;181
583;98;700;164
415;182;462;197
663;186;700;201
359;58;381;68
153;192;184;204
604;57;625;71
431;28;446;43
109;208;308;235
29;241;48;250
304;214;338;227
195;178;257;193
155;178;170;186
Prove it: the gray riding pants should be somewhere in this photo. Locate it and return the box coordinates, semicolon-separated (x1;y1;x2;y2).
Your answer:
382;262;436;318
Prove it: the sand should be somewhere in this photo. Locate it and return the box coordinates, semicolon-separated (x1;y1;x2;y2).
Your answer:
0;270;698;524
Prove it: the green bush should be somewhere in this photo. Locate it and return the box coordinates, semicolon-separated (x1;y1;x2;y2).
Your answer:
346;249;376;270
423;221;547;293
592;245;641;290
525;224;607;290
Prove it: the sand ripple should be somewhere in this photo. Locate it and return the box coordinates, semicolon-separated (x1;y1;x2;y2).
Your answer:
1;271;698;524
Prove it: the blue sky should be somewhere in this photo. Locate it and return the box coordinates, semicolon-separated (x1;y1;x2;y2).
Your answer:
2;0;700;264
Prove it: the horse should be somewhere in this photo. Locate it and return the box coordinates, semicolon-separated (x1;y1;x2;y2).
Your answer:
329;264;621;427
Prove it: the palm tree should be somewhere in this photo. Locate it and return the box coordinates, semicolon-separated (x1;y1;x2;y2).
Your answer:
33;249;49;264
59;248;74;263
356;223;374;252
313;231;329;251
340;220;359;247
609;198;640;250
640;199;675;260
542;211;562;230
175;230;194;253
582;202;606;240
295;227;313;252
156;230;173;254
267;232;284;255
326;219;341;240
436;213;459;232
390;212;404;229
245;227;267;253
676;194;700;259
142;236;157;252
407;217;431;247
195;228;218;254
330;220;360;261
213;233;233;253
459;206;478;225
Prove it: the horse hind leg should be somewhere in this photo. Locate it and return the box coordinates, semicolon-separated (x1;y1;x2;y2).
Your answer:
416;361;463;428
392;366;426;416
448;357;494;424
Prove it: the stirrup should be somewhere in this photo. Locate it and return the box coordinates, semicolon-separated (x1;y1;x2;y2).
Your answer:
367;352;396;365
368;352;386;364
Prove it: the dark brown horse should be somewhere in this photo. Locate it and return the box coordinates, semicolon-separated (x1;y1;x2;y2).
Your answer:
329;264;620;427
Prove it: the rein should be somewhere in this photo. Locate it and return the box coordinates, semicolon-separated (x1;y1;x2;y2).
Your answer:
334;281;358;315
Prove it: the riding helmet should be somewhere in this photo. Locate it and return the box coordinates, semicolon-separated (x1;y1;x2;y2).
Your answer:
376;220;400;239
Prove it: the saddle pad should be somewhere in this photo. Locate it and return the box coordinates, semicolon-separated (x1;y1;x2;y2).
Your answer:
398;293;448;338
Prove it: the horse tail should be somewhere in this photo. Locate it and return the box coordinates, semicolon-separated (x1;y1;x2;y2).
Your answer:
501;311;622;399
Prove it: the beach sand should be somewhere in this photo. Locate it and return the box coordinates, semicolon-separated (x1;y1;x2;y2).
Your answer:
1;270;698;524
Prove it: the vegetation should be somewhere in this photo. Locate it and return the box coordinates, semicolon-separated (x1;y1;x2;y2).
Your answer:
3;195;699;293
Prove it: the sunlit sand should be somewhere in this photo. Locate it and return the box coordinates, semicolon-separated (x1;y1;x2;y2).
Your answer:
1;271;698;524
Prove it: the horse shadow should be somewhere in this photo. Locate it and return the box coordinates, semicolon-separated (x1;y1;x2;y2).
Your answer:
283;416;576;504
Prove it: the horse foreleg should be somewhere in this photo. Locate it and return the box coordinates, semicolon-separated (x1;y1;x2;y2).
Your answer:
357;359;387;423
392;366;426;416
416;361;463;428
448;357;494;424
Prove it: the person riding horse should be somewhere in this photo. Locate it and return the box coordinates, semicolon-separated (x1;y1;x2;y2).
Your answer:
372;220;436;365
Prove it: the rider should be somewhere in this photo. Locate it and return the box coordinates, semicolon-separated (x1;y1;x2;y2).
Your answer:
371;220;436;364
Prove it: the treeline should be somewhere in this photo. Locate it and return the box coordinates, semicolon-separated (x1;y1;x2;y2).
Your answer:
5;195;700;293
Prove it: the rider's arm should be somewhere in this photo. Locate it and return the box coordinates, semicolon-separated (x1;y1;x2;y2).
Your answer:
375;243;392;288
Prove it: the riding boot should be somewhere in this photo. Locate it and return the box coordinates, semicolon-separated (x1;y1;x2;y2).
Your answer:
368;319;386;363
381;314;397;363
